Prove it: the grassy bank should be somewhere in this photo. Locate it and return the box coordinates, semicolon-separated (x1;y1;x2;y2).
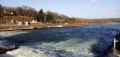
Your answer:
0;23;87;31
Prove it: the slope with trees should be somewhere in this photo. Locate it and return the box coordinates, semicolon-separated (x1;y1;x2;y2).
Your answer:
0;4;120;24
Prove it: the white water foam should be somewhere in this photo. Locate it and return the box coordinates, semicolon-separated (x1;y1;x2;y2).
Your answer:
0;38;97;57
0;46;48;57
42;38;97;57
0;30;28;39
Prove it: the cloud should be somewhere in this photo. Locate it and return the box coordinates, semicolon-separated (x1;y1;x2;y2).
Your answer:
91;0;98;3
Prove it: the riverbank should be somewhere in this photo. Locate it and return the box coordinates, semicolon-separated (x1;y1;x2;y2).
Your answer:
0;23;87;31
105;32;120;57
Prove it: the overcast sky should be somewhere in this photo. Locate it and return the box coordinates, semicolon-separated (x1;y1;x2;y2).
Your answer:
0;0;120;19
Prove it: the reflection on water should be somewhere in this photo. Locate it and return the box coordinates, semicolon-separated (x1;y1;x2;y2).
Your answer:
0;23;120;57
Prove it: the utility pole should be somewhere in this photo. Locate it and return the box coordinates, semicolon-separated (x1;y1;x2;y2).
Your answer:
113;38;118;57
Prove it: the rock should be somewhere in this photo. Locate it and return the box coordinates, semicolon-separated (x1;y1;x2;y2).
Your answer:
0;45;18;54
0;48;7;54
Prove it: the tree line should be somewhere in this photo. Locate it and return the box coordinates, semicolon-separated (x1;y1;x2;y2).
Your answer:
0;4;120;23
0;5;37;17
0;5;71;23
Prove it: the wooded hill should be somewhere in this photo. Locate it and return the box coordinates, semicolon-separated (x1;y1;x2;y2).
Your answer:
0;4;120;23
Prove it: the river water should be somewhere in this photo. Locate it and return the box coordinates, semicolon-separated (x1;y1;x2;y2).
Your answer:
0;23;120;57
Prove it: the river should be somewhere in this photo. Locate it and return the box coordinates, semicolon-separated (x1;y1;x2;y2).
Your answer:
0;23;120;57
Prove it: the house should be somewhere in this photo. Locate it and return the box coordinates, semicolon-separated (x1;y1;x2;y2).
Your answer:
0;16;37;25
3;10;14;16
31;20;37;23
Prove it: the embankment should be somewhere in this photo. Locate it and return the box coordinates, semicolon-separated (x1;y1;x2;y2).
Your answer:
105;32;120;57
0;23;87;31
